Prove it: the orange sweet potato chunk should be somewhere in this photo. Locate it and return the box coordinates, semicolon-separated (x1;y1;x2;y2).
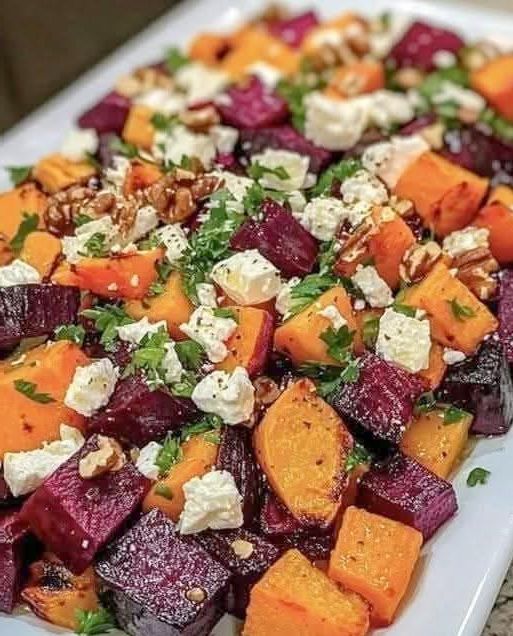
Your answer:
125;270;194;340
302;13;365;55
325;61;385;99
0;341;87;459
122;161;162;197
274;285;357;366
189;32;233;66
416;341;446;390
254;379;353;527
33;154;96;194
487;184;513;207
474;202;513;265
0;183;47;240
20;231;62;278
400;408;472;479
122;104;155;150
394;151;488;237
329;506;422;627
471;55;513;122
244;549;370;636
403;261;498;354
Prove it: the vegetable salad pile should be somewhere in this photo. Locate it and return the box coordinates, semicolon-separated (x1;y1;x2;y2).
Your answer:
1;5;513;636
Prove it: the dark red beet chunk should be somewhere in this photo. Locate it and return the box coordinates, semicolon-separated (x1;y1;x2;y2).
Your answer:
193;528;280;619
87;374;197;447
216;426;260;526
270;532;333;563
437;338;513;436
267;10;320;48
331;353;425;444
499;270;513;365
239;125;332;173
20;435;149;574
0;284;80;349
399;113;437;137
0;474;18;508
0;511;29;613
259;488;304;536
78;91;131;135
217;77;289;130
231;199;319;278
358;452;458;541
388;21;464;72
96;510;230;636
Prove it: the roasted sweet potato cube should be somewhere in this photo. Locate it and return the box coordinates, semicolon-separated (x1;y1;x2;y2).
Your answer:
243;549;370;636
487;184;513;207
417;341;447;390
329;506;422;627
33;154;96;194
474;202;513;265
19;231;61;278
121;104;155;149
0;183;47;240
471;56;513;122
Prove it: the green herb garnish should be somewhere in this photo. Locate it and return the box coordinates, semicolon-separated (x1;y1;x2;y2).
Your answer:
148;259;174;297
320;325;354;365
14;379;55;404
443;405;470;425
174;340;205;371
75;607;116;635
10;212;39;253
288;273;338;317
448;298;476;322
81;305;134;351
415;391;437;414
241;182;287;217
124;328;170;386
345;443;371;473
74;213;94;227
362;315;380;349
467;467;490;487
393;303;417;318
109;136;140;159
181;414;223;443
310;158;362;198
150;112;178;132
54;324;86;346
213;308;239;322
480;107;513;142
154;484;174;500
79;232;109;258
247;162;290;182
299;362;349;398
155;434;183;477
166;47;190;73
6;165;33;187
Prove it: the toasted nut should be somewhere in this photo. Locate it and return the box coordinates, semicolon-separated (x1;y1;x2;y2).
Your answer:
115;66;173;98
186;587;206;603
420;122;446;150
179;105;221;133
394;67;425;90
400;240;443;283
44;185;97;236
231;539;255;560
457;106;481;125
335;216;379;274
453;246;499;300
253;376;282;406
79;436;126;479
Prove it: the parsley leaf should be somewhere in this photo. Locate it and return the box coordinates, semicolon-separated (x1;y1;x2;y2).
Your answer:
241;182;287;216
155;434;183;477
81;305;134;351
54;324;86;346
148;260;173;297
154;484;174;500
299;362;347;398
362;315;380;349
170;371;197;397
415;391;437;414
79;232;108;258
392;303;417;318
10;212;39;253
247;162;290;181
213;308;238;322
480;107;513;142
6;165;33;187
467;467;490;487
310;158;362;198
150;112;178;132
345;443;371;473
124;328;170;386
320;325;354;365
166;47;190;73
74;213;94;227
180;414;223;443
109;136;140;159
14;379;55;404
75;607;116;635
318;240;338;276
418;66;470;101
443;405;470;425
448;298;476;322
339;358;360;383
288;273;338;317
174;340;205;371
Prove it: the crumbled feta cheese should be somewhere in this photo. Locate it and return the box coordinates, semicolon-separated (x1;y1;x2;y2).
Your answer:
433;50;458;68
317;304;347;330
275;277;301;317
310;27;345;48
107;282;118;292
64;358;119;417
432;82;486;113
161;342;184;384
340;169;388;206
352;266;393;308
116;317;167;345
443;227;490;258
61;215;118;264
154;125;216;170
130;274;140;288
125;205;159;243
155;223;189;264
209;171;253;202
287;190;307;215
248;61;283;88
135;441;162;481
443;348;467;365
251;149;309;192
175;62;230;105
298;197;347;241
177;469;243;534
104;156;131;192
211;250;282;305
0;259;40;287
191;367;255;425
354;298;366;311
209;125;239;155
368;90;415;130
135;88;187;115
196;283;218;308
61;128;99;162
369;14;411;58
180;306;237;363
362;135;429;189
376;308;431;373
3;424;84;497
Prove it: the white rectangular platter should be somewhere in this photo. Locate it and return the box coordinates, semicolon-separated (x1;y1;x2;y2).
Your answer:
1;1;513;635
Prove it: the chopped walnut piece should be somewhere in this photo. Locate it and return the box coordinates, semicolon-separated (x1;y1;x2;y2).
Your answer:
0;233;13;266
253;376;282;407
115;66;173;98
394;67;425;90
79;436;126;480
179;105;221;133
419;122;446;150
185;587;207;603
231;539;255;560
334;216;380;276
453;246;499;300
44;185;97;236
400;240;443;283
110;197;139;237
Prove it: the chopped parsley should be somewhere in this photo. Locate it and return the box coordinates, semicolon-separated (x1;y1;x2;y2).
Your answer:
241;182;287;216
109;136;141;159
154;484;174;500
150;112;178;132
247;162;290;181
54;324;86;346
148;259;174;297
276;66;326;131
418;66;470;102
75;607;116;635
180;414;223;443
414;391;437;415
124;328;170;387
392;303;417;318
288;273;338;317
74;213;94;227
480;107;513;142
320;325;354;365
318;240;339;276
9;212;39;253
443;405;470;425
309;158;362;198
213;307;239;322
362;315;380;349
79;232;109;258
13;379;55;404
6;165;33;187
467;467;490;487
345;443;371;473
299;362;349;398
448;298;476;322
81;304;134;351
155;435;183;476
166;47;190;73
174;340;205;371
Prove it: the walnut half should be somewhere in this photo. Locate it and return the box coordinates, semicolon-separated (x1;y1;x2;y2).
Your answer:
453;246;499;301
400;241;443;284
79;436;126;479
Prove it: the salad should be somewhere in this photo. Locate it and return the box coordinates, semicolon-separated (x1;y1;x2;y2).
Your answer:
1;5;513;636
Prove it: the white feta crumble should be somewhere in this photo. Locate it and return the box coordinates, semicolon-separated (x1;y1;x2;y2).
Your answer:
154;125;216;170
298;197;347;241
209;171;253;202
196;282;218;308
287;190;307;215
135;441;162;481
433;50;458;68
180;306;237;363
275;277;301;317
376;307;431;373
64;358;119;417
125;205;159;244
104;156;131;192
443;348;467;365
191;366;255;425
0;259;40;287
340;169;389;206
354;298;366;311
209;125;239;155
369;14;411;58
3;424;85;497
211;250;282;305
317;304;347;330
155;223;189;264
135;88;187;115
432;81;486;113
177;469;244;534
116;317;167;345
352;266;393;308
248;61;283;88
368;90;415;130
60;128;99;162
362;135;429;189
175;62;230;105
251;149;309;192
161;341;184;384
61;215;118;264
442;227;490;258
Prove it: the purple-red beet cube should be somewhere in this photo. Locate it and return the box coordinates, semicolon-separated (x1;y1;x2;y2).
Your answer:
267;11;320;48
96;510;231;636
358;452;458;541
499;270;513;365
437;338;513;436
331;353;425;444
269;532;333;563
78;91;131;135
20;435;150;574
231;199;319;278
0;511;29;612
259;488;304;536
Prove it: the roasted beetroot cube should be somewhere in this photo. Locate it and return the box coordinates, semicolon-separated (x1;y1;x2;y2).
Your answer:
82;339;134;369
193;528;280;619
216;426;260;526
331;353;424;444
267;10;320;48
358;452;457;541
388;21;464;71
20;435;149;573
231;199;319;278
499;270;513;365
78;91;131;135
0;284;80;349
214;153;241;173
399;113;437;137
269;532;333;563
217;77;288;130
259;488;304;535
0;474;18;508
0;511;29;612
437;338;513;436
88;374;197;447
239;125;332;173
96;510;230;636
